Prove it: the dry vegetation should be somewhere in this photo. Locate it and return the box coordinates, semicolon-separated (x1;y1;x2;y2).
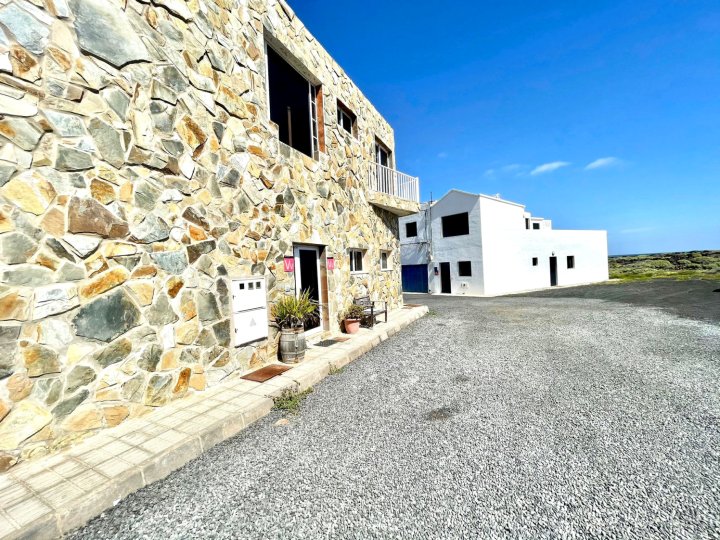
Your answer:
609;251;720;281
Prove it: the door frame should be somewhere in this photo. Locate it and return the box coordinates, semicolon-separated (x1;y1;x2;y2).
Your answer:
293;244;325;337
440;262;452;294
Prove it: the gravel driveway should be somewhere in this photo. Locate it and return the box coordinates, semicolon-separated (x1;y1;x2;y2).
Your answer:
71;293;720;539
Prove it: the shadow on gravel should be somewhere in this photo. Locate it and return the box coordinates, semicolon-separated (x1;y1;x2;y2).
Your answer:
425;407;457;421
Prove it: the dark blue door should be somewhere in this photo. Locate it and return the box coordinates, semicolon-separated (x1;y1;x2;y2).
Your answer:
402;265;428;293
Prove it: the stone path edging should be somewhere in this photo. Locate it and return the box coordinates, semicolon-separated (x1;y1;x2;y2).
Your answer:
0;306;427;540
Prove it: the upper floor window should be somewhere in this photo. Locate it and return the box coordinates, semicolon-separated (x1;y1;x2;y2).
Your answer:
380;251;391;271
337;100;357;137
375;139;392;168
442;212;470;237
567;256;575;269
532;257;538;266
405;222;418;238
532;222;540;230
266;45;323;159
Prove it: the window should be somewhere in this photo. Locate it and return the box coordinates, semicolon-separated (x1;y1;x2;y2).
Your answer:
525;218;530;230
380;251;391;271
567;256;575;269
349;249;364;273
532;257;538;266
375;140;391;168
337;100;356;137
458;261;472;277
405;222;418;238
442;212;470;237
532;223;540;230
266;45;322;158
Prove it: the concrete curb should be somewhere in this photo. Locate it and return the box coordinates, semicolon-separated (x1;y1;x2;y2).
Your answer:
0;306;427;540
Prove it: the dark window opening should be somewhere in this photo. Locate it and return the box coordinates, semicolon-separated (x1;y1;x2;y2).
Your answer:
442;212;470;237
458;261;472;277
267;46;320;158
525;218;530;230
532;222;540;230
532;257;538;266
337;100;356;137
349;249;364;272
405;222;418;238
567;256;575;269
376;140;391;167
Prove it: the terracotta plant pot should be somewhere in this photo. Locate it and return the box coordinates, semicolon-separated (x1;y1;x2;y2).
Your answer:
344;318;361;334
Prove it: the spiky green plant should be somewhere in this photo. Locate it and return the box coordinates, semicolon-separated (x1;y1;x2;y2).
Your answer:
271;290;319;329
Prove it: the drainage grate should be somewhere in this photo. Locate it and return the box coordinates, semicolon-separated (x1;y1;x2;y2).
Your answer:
241;364;292;383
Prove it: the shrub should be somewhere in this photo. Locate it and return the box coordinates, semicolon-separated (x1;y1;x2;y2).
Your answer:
272;290;318;329
344;303;365;320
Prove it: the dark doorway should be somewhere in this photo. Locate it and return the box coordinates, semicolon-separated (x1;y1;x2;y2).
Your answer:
267;46;314;157
549;256;558;287
440;262;452;294
297;248;321;332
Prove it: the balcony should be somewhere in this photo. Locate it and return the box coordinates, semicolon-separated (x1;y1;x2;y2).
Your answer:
367;162;421;216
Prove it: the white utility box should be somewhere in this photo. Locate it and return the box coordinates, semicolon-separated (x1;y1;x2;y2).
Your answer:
231;277;269;347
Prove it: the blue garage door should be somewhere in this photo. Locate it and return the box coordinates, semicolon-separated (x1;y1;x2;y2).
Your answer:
402;264;428;293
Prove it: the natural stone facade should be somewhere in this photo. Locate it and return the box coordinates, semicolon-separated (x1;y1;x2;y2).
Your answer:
0;0;418;469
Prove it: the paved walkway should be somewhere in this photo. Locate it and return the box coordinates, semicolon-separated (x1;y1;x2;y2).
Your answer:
65;292;719;539
0;306;427;540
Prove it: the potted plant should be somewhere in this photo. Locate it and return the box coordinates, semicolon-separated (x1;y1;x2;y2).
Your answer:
272;290;318;363
343;303;365;334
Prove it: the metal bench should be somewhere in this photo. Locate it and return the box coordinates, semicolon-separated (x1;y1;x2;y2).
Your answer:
354;295;387;328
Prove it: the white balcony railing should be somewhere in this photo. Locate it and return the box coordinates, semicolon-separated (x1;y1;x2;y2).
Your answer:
368;162;420;203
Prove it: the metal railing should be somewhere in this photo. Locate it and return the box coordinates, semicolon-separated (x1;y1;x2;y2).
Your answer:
368;162;420;203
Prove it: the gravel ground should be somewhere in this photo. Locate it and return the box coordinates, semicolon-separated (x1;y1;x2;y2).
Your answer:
71;294;720;539
512;279;720;324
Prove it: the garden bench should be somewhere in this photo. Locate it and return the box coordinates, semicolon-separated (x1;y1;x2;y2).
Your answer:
354;295;387;328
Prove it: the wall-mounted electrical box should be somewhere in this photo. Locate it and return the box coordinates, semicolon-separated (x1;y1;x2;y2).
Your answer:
231;278;268;347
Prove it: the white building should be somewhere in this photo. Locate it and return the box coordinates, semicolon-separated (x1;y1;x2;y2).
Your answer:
400;190;609;296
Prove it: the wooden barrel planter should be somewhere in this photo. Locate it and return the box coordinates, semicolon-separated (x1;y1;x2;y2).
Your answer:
279;326;306;363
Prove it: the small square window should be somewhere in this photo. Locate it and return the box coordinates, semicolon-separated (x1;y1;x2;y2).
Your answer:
380;251;391;271
337;100;357;137
567;256;575;269
532;257;538;266
458;261;472;277
405;222;418;238
532;223;540;230
349;249;364;273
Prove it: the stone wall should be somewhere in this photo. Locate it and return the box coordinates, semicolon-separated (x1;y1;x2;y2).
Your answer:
0;0;408;470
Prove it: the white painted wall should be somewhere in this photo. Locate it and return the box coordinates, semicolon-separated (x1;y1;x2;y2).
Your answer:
400;189;609;296
426;191;485;295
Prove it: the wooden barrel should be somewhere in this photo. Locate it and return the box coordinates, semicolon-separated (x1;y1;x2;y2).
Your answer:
279;327;306;363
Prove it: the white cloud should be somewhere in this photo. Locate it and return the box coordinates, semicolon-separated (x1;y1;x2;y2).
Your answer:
501;164;523;174
585;157;621;170
484;164;526;180
620;226;654;235
530;161;570;176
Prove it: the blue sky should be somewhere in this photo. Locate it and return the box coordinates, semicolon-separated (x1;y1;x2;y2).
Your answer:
291;1;719;255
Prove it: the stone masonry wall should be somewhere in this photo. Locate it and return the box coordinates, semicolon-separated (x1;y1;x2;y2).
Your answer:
0;0;406;470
